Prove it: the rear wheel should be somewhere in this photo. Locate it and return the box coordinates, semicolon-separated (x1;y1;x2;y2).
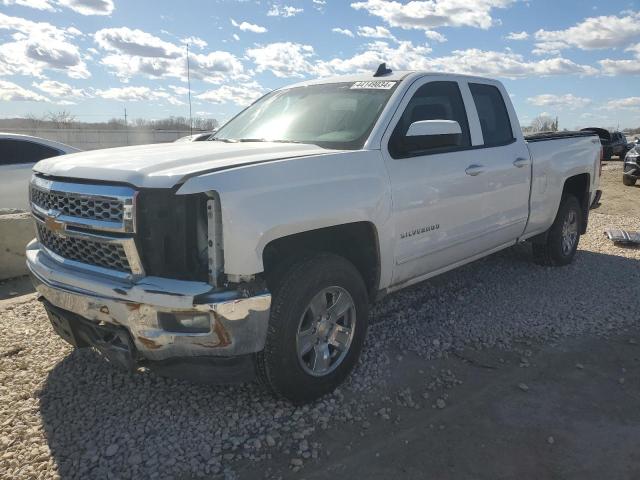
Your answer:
255;253;369;404
532;195;582;266
623;175;637;186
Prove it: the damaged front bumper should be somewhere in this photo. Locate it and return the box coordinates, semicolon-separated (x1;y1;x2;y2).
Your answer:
27;240;271;381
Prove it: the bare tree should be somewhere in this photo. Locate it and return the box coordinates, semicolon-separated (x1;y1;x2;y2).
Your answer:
25;113;45;129
530;115;559;133
46;110;76;129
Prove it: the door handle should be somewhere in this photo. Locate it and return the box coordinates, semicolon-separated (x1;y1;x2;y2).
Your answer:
465;164;485;176
513;157;530;168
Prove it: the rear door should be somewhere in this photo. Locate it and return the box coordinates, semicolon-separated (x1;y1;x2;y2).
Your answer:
467;82;531;246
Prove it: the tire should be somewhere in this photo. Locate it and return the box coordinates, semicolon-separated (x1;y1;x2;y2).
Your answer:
623;175;637;186
255;253;369;404
532;195;582;267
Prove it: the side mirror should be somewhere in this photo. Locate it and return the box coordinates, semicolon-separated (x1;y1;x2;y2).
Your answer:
406;119;461;137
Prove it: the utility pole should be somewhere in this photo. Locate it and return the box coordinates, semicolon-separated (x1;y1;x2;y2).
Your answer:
186;43;193;136
124;107;129;145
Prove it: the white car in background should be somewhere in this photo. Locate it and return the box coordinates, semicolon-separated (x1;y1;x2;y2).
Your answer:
0;133;80;210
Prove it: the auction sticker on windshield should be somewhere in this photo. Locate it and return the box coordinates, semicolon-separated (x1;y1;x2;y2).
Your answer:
350;81;396;90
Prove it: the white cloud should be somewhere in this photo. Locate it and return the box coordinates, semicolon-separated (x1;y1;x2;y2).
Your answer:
357;25;396;40
197;81;265;106
169;85;190;95
424;30;446;42
231;18;267;33
312;0;326;11
599;58;640;76
599;42;640;75
427;49;598;78
93;26;244;83
100;50;245;84
332;27;354;37
57;0;114;15
246;42;315;78
95;27;181;58
32;79;88;98
534;11;640;54
506;31;528;40
0;79;49;101
315;40;432;75
180;36;208;49
526;94;591;109
1;0;55;11
0;13;89;78
267;5;304;17
314;41;597;78
604;97;640;110
95;86;182;105
233;33;240;41
627;42;640;56
351;0;515;31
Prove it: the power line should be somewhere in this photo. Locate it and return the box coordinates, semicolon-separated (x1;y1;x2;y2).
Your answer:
124;107;129;145
186;43;193;137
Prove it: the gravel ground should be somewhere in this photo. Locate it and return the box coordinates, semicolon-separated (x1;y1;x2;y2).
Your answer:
597;160;640;217
1;208;639;479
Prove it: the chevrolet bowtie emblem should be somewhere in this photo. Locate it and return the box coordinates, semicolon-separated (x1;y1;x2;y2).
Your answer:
44;211;65;235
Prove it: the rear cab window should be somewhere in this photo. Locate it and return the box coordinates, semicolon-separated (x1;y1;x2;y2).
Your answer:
469;83;514;147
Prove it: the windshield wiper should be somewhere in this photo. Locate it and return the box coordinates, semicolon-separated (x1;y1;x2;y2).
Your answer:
235;138;306;144
211;138;307;144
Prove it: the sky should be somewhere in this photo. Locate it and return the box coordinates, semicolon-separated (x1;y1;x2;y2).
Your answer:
1;0;639;130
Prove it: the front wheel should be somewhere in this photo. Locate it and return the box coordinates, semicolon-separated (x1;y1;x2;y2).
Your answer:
255;253;369;404
623;175;637;186
532;195;582;266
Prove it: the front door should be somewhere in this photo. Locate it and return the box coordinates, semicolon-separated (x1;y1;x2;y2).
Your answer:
382;79;496;286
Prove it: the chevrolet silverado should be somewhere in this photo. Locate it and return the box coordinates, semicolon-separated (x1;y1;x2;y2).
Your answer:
27;67;602;403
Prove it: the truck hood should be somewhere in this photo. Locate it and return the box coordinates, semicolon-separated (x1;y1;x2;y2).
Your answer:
34;141;334;188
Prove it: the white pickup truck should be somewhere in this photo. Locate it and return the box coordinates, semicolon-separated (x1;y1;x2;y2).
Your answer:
27;67;602;403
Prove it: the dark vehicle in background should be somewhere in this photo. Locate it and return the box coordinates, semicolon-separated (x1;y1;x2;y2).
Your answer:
610;131;632;159
623;143;639;186
0;133;80;210
581;128;631;160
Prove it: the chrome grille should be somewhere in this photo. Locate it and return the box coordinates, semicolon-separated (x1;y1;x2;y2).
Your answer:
30;175;143;278
37;223;131;273
30;187;124;223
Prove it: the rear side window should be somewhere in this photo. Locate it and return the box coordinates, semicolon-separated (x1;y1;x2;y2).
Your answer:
469;83;514;147
389;81;471;158
0;139;61;165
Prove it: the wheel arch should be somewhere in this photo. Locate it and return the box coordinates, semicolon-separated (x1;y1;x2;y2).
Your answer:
561;173;590;234
261;221;381;301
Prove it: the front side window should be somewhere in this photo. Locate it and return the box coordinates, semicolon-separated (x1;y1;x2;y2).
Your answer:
469;83;514;147
0;139;61;166
212;82;398;150
388;81;471;158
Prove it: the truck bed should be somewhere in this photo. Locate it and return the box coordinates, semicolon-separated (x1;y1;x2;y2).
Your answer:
523;132;601;239
525;131;597;143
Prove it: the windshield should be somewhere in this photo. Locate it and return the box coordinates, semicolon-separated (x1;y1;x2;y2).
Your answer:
211;81;398;150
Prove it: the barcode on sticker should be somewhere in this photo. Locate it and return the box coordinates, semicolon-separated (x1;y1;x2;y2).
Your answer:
351;81;396;90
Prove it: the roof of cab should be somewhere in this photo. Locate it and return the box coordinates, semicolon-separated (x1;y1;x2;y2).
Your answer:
280;70;502;90
283;71;415;89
